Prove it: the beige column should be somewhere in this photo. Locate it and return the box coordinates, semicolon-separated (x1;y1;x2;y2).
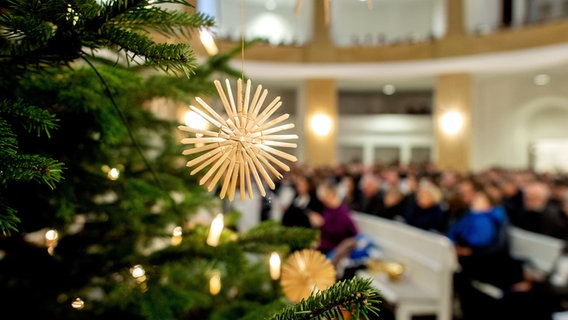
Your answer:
436;0;469;56
433;73;472;174
304;79;337;167
445;0;465;37
304;0;336;62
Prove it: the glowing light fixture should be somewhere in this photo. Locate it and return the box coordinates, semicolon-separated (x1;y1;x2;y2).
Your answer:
382;84;396;95
310;113;332;136
439;111;464;135
199;29;219;56
534;74;550;86
265;0;277;10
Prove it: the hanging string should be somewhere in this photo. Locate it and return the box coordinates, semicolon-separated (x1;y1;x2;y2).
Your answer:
241;0;245;82
323;0;329;26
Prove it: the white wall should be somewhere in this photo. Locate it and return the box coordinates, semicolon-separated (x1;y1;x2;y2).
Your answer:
214;0;313;45
464;0;502;34
337;115;434;165
471;73;568;171
533;138;568;173
463;0;529;33
333;81;568;171
330;0;446;46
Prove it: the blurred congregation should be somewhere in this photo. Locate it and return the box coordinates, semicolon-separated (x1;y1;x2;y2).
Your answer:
230;162;568;320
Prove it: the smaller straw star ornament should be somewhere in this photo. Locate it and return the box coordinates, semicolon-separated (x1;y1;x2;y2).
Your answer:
280;249;336;303
179;78;298;201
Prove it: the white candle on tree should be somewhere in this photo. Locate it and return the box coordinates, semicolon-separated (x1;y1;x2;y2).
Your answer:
269;252;281;280
207;214;224;247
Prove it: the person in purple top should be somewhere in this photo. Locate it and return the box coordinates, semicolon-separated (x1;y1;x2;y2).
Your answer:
309;179;359;255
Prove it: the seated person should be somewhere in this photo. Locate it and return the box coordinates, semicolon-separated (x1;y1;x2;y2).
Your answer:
447;188;525;320
404;181;446;233
353;173;384;216
518;181;560;235
281;175;324;228
309;179;359;256
539;189;568;243
376;187;407;221
447;189;513;281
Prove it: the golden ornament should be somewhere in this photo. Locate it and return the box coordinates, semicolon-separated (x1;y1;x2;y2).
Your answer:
179;78;298;201
280;249;336;303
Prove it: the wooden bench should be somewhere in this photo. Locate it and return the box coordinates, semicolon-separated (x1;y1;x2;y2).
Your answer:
352;212;457;320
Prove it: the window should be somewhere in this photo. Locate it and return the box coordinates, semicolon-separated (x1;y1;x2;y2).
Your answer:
374;146;400;165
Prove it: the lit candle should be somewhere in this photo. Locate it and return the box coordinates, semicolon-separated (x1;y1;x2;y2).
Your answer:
171;226;182;246
71;297;85;310
199;29;219;56
45;229;58;256
269;252;281;280
209;271;221;296
107;167;120;180
207;214;224;247
130;264;147;283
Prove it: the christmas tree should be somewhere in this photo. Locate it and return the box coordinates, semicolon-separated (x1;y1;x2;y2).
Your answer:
0;1;381;319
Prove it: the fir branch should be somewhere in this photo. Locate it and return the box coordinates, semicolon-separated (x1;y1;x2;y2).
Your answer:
96;0;149;24
0;200;20;236
267;277;381;320
0;13;54;44
0;153;64;189
113;7;214;39
0;116;63;188
66;0;103;21
0;117;18;156
80;55;166;189
193;38;261;80
0;99;59;138
101;27;195;76
0;14;54;60
144;0;195;6
239;299;288;320
1;0;206;75
0;0;78;64
237;221;319;252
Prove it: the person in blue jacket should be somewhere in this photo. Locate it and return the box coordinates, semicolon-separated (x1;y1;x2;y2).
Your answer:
447;190;509;256
448;186;524;320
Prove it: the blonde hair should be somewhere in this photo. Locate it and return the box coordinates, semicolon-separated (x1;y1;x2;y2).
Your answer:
417;180;442;204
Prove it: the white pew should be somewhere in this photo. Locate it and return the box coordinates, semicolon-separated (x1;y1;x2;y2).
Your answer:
509;226;564;274
353;213;566;320
472;226;565;296
353;212;457;320
510;227;568;319
467;226;566;314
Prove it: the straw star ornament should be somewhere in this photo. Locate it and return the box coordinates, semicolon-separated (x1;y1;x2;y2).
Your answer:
179;78;298;201
280;249;336;303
